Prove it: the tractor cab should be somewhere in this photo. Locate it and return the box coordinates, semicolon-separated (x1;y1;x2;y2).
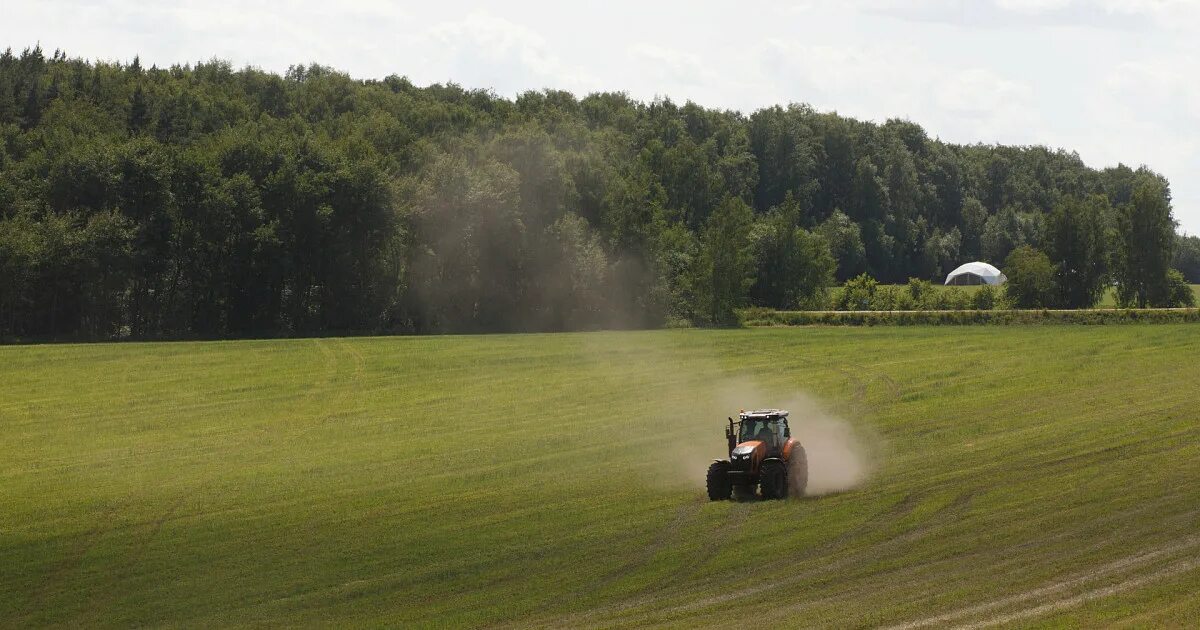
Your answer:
728;409;790;454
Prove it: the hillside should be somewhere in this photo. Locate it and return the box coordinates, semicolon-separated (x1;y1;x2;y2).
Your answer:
2;326;1199;626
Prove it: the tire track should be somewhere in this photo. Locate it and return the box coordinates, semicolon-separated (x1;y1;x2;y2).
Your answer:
82;490;192;625
826;361;902;412
20;501;121;623
552;488;995;629
255;338;338;438
958;557;1200;629
287;337;366;439
542;493;922;629
589;498;706;592
882;535;1200;630
509;504;750;630
662;503;750;586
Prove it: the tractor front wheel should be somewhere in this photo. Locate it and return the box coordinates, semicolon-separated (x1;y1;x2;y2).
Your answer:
706;461;732;501
760;460;787;500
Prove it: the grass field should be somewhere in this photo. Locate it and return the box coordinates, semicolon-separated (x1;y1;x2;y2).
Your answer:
3;327;1200;627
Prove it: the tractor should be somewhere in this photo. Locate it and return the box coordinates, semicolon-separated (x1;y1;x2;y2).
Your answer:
706;409;807;500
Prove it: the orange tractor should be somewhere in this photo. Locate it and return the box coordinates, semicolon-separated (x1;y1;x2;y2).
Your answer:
707;409;807;500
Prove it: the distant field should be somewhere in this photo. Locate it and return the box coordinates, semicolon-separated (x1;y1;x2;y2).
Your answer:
3;327;1200;627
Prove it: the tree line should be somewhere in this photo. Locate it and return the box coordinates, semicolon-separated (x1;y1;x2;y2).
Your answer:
0;47;1192;340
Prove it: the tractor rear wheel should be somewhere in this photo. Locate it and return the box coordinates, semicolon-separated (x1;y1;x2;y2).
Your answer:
706;461;732;501
760;460;787;500
788;446;809;498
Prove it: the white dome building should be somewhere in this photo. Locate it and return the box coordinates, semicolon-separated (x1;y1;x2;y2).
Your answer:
945;262;1007;286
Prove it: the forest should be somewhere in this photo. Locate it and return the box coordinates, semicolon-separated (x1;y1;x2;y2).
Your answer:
0;46;1193;340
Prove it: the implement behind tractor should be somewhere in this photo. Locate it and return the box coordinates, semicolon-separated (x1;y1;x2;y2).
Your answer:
707;409;807;500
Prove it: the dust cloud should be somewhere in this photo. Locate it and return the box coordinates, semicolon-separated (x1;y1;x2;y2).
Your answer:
639;372;878;497
713;380;877;496
792;412;874;496
577;333;879;498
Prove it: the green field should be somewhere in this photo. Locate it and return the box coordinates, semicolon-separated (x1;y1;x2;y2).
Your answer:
3;327;1200;627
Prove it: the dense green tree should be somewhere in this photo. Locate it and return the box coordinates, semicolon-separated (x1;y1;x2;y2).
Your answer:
699;197;755;325
981;206;1041;264
921;228;962;280
748;207;835;309
403;152;524;332
959;197;988;258
1165;269;1195;307
818;209;867;281
128;85;148;134
1113;174;1176;307
748;105;818;213
1173;234;1200;283
1004;246;1055;308
1045;195;1109;308
541;213;608;329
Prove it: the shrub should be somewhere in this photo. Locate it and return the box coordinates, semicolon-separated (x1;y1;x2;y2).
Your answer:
1166;269;1196;307
942;288;972;310
907;278;934;304
1004;246;1056;308
871;285;900;310
743;308;1200;327
836;273;877;310
972;285;997;310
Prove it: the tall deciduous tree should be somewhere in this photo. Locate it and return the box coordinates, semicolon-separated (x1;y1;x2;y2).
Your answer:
1045;194;1109;308
699;197;754;325
749;205;835;309
1173;234;1200;283
818;209;867;282
1114;174;1176;307
1004;246;1055;308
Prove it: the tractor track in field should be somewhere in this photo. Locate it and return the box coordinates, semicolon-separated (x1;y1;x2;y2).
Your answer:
305;338;340;405
663;503;750;586
573;497;1194;630
883;535;1200;630
827;361;901;411
254;338;339;439
81;488;194;625
273;337;365;440
548;489;985;629
535;492;923;629
325;337;366;423
588;498;707;592
21;501;122;622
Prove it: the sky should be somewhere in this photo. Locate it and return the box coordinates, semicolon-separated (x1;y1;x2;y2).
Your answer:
4;0;1198;233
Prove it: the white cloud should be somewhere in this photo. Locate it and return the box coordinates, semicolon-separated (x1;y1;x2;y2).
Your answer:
2;0;1198;231
756;40;1039;144
995;0;1074;13
420;11;598;95
627;44;710;88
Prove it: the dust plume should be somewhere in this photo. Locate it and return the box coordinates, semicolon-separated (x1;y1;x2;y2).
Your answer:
713;380;877;496
636;369;878;497
791;411;874;496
